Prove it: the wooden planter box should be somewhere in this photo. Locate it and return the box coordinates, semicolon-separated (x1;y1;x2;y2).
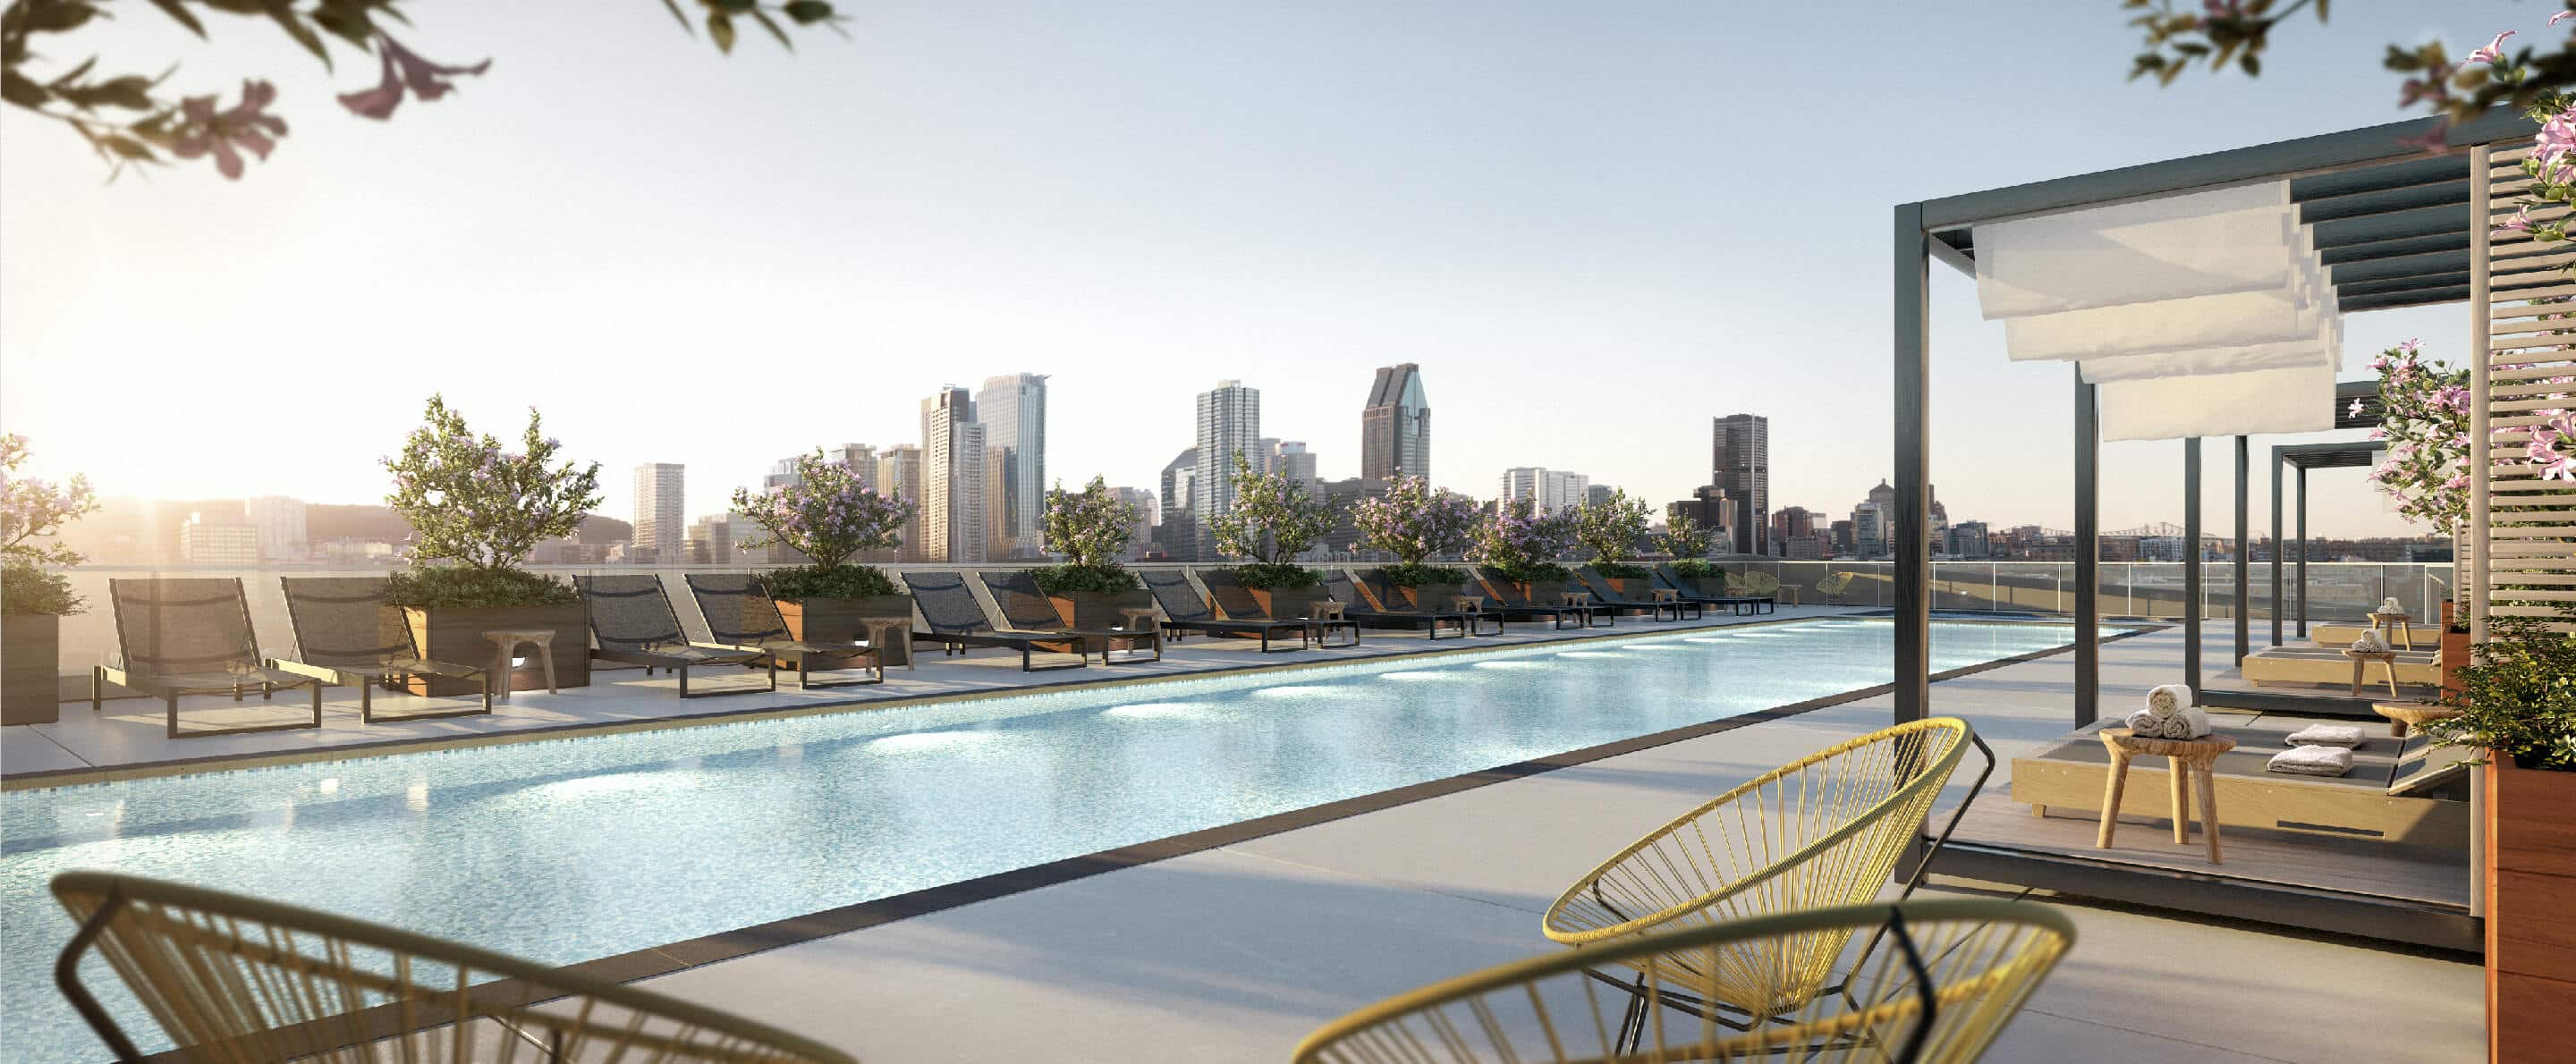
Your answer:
1516;581;1572;605
1048;589;1153;631
403;603;590;696
1397;582;1470;611
1249;585;1329;620
777;595;914;666
1606;577;1659;601
2443;626;2472;702
2;612;61;726
2487;756;2576;1061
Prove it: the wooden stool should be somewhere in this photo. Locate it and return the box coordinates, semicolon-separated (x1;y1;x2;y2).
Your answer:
2095;728;2236;865
1117;605;1159;632
2367;610;2415;650
481;629;559;703
859;618;914;671
1308;601;1346;621
1650;587;1682;603
2343;647;2402;697
2373;700;2460;739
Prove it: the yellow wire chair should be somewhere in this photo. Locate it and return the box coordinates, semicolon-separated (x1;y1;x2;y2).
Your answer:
1815;571;1859;605
1543;719;1992;1029
51;872;854;1064
1295;899;2074;1064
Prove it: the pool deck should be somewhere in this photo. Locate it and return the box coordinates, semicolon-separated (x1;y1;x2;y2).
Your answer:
2;604;1880;787
610;623;2482;1062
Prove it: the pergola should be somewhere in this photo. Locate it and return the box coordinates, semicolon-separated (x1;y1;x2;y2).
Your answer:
1887;107;2553;950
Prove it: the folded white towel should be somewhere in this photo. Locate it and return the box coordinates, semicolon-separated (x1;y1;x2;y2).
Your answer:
2123;708;2162;733
2348;630;2389;654
2269;745;2354;777
2379;597;2402;613
2157;706;2212;740
2285;723;2364;747
2144;683;2191;719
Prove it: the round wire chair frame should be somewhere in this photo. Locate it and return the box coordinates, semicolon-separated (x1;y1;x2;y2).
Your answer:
52;871;854;1064
1293;898;2077;1064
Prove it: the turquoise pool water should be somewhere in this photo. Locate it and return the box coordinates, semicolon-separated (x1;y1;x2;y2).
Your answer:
0;618;2072;1060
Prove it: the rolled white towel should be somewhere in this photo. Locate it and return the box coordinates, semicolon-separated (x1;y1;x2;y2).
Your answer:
2379;596;2402;613
2123;708;2162;733
2269;745;2354;777
2348;629;2389;654
2285;723;2364;747
2157;706;2212;740
2143;683;2191;720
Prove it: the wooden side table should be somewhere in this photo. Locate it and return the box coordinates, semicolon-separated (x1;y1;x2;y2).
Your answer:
481;630;559;703
1117;605;1160;634
858;619;913;671
2367;610;2415;650
2343;647;2402;698
2095;727;2236;864
2373;700;2459;739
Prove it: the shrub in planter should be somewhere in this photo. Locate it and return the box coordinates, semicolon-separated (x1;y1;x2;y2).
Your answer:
1353;475;1479;607
733;449;915;653
1573;487;1656;594
1208;453;1335;615
382;395;602;692
1031;477;1148;628
1;434;98;725
1470;498;1577;600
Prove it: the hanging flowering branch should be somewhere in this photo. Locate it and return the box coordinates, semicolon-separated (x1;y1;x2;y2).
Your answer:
2362;341;2474;534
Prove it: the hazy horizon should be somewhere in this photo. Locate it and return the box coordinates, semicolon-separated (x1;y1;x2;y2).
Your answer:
0;2;2529;539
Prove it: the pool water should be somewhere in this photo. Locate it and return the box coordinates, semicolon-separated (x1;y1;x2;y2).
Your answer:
0;619;2071;1060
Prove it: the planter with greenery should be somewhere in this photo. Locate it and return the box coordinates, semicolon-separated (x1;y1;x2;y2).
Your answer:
1030;476;1149;629
1661;512;1724;595
1470;497;1577;602
1352;474;1479;609
2;435;98;725
381;396;600;694
1208;452;1335;617
1573;487;1657;598
733;449;916;661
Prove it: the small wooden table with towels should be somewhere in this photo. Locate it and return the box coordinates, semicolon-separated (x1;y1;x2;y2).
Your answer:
2094;728;2237;865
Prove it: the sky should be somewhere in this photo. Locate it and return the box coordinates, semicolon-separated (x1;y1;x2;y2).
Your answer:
0;1;2543;539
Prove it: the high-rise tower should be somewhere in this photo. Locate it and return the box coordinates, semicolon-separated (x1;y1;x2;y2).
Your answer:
1193;380;1261;547
920;387;988;563
632;463;685;561
975;373;1046;559
1711;414;1770;555
1360;364;1430;481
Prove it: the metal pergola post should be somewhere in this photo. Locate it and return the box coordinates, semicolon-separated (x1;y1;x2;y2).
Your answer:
2075;371;2100;727
1893;202;1930;725
2296;466;2309;638
2233;436;2250;664
2270;448;2284;648
2183;437;2202;698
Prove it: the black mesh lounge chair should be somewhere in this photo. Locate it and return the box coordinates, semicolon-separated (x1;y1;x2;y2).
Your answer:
1470;568;1608;629
1574;567;1698;621
91;578;326;739
1195;568;1361;649
271;577;492;722
682;573;884;689
1328;571;1492;638
1652;564;1769;616
975;570;1161;664
1140;569;1324;653
904;570;1088;671
572;575;775;698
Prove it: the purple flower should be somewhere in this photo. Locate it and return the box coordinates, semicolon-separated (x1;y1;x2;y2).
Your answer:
167;80;288;181
2347;398;2365;418
2555;11;2575;27
2468;30;2515;66
339;33;492;121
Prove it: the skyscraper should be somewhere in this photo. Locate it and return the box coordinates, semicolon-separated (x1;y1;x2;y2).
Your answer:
1107;486;1157;561
1500;468;1589;514
920;387;987;563
975;373;1047;559
1274;441;1318;493
1193;380;1260;545
632;463;685;562
1711;414;1770;556
244;495;308;562
1360;363;1430;481
877;445;925;562
1158;446;1200;560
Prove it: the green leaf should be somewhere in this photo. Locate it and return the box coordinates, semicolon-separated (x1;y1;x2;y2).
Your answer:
783;1;834;24
658;0;692;33
99;134;157;160
707;11;736;54
146;0;208;37
25;1;99;32
2241;52;2260;77
310;5;377;51
262;0;334;70
1;70;53;108
712;0;758;12
750;9;792;51
45;55;97;90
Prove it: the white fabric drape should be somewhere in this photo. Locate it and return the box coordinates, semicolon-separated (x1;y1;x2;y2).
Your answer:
2097;361;2338;442
1975;182;2300;317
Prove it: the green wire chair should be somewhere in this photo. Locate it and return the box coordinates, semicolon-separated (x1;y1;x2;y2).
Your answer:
52;872;853;1064
1295;899;2074;1064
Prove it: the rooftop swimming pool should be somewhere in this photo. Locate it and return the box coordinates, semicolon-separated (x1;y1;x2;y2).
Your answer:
0;618;2073;1060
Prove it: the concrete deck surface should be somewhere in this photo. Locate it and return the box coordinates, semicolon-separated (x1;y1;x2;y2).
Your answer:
623;625;2483;1062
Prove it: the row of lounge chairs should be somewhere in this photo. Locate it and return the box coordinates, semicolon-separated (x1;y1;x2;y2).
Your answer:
84;563;1788;738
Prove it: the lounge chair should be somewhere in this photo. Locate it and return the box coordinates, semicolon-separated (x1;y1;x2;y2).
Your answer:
271;576;492;722
975;570;1162;664
1140;569;1331;653
1573;567;1698;621
1196;568;1362;648
53;871;854;1064
572;575;775;698
1651;564;1769;617
1469;568;1607;629
91;578;326;739
903;570;1089;671
2011;715;2470;848
682;573;885;689
1329;570;1494;638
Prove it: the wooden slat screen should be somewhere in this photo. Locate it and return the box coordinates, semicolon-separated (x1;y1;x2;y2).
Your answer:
2481;149;2576;629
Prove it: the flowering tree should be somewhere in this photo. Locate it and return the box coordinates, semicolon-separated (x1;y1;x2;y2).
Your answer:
1208;451;1333;585
2362;341;2476;534
383;394;601;572
1031;476;1144;594
1661;511;1712;560
731;449;911;570
2;434;101;615
3;0;847;181
1352;474;1478;570
1572;487;1653;577
1469;497;1576;584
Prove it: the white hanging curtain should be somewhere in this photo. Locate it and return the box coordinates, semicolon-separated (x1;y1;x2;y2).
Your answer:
1972;178;2344;442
